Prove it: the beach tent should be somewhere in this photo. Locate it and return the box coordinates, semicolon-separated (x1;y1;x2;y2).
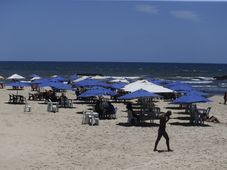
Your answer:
7;74;25;80
79;87;117;97
122;80;173;93
118;89;160;100
172;93;211;104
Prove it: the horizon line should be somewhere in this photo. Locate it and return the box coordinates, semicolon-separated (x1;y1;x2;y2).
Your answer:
0;60;227;64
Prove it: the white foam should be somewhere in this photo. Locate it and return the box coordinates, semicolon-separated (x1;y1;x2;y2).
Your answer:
182;80;213;84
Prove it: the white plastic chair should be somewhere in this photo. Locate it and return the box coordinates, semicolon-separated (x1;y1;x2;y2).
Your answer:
24;99;31;112
89;112;99;126
47;101;59;113
82;110;92;124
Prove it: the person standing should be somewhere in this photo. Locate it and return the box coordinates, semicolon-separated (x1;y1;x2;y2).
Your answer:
224;92;227;105
154;111;173;152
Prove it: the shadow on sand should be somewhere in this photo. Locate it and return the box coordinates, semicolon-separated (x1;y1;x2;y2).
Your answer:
173;112;190;115
117;122;159;127
170;122;211;127
156;149;173;153
76;111;84;114
165;106;185;110
173;116;190;121
5;102;25;105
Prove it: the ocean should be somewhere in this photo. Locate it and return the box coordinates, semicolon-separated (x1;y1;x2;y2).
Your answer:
1;61;227;94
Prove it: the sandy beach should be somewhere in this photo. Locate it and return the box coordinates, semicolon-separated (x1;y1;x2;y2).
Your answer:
0;87;227;170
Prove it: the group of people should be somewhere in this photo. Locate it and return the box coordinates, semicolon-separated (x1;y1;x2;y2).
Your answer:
95;99;116;119
43;91;69;107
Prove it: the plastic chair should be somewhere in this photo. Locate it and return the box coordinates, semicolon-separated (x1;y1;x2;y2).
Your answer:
24;99;31;112
89;112;99;126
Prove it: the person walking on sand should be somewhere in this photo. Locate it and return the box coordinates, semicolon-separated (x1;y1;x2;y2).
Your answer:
224;92;227;105
154;111;172;152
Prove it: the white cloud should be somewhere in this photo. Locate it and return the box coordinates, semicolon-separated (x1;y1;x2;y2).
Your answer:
170;10;199;21
135;5;159;14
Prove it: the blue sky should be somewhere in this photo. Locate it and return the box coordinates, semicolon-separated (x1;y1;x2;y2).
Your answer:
0;0;227;63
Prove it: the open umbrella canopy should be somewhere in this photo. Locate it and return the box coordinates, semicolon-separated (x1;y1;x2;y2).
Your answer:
74;78;110;87
118;89;160;100
7;81;31;87
32;78;50;84
166;82;192;92
111;82;127;89
70;73;78;80
51;82;72;90
51;76;67;82
172;93;211;104
79;87;116;97
186;90;208;96
123;80;173;93
7;74;25;80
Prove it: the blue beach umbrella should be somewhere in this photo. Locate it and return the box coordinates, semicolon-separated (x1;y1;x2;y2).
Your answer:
51;82;72;90
186;90;208;96
7;81;31;94
167;83;192;92
51;76;67;82
36;79;53;88
7;81;31;87
70;73;78;80
118;89;160;100
172;93;211;104
74;78;110;87
111;82;127;89
32;78;50;84
79;87;117;97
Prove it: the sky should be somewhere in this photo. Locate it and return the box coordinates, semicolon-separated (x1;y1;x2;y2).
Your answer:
0;0;227;63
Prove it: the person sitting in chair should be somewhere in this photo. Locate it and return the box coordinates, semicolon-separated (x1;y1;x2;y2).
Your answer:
107;101;116;119
126;102;140;124
60;93;68;107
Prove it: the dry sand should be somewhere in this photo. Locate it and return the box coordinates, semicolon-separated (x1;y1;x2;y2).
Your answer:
0;87;227;170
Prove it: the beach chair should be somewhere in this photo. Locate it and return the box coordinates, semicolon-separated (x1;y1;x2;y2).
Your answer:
82;110;99;125
88;112;99;126
201;107;211;124
9;94;13;103
127;110;138;125
47;100;59;113
24;99;31;112
82;110;92;124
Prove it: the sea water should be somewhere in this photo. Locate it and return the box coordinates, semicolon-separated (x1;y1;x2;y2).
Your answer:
1;61;227;94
